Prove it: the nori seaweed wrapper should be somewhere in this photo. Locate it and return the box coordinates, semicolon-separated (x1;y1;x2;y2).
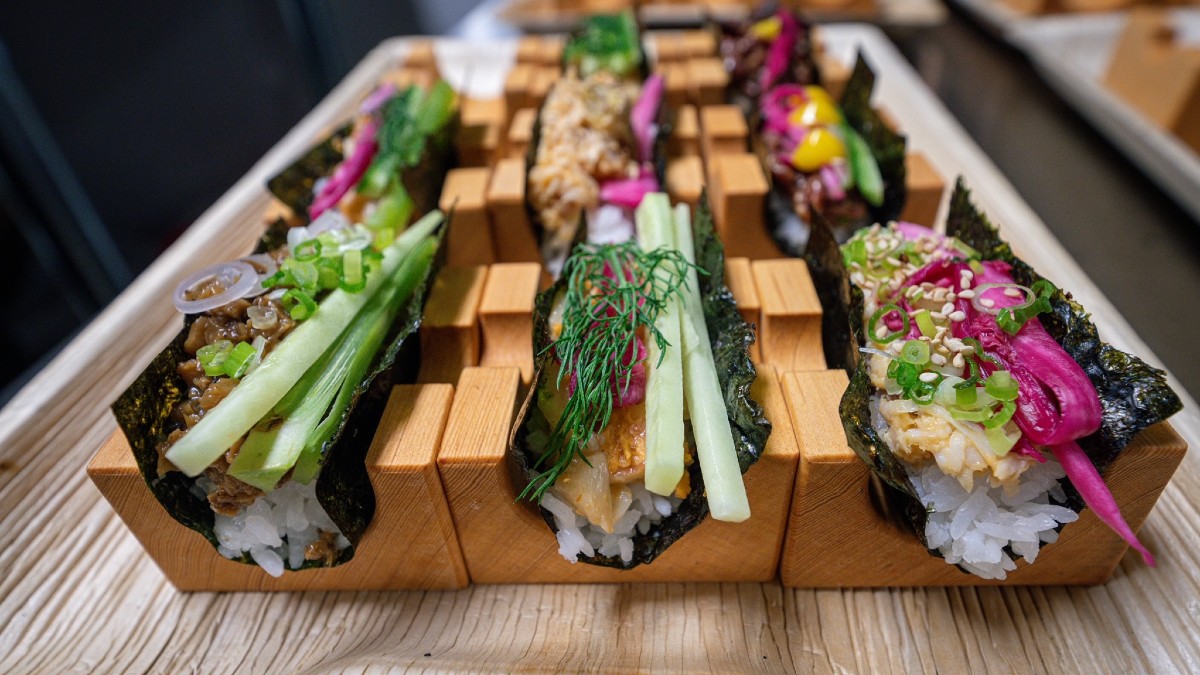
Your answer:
824;178;1182;555
756;52;907;257
266;100;459;224
113;197;450;570
509;196;771;569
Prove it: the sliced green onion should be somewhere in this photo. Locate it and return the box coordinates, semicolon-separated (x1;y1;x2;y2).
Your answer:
996;278;1056;335
223;341;260;379
985;426;1019;456
914;310;936;338
982;401;1016;429
962;338;1003;370
315;258;342;289
197;340;234;377
340;249;365;292
842;238;867;267
282;258;319;294
985;370;1019;401
293;239;322;262
949;406;989;422
955;382;978;407
868;304;909;344
900;339;930;365
949;238;979;259
282;288;318;320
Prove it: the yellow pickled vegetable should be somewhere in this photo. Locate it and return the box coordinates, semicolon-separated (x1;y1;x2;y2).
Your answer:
790;127;846;172
788;97;843;127
750;16;781;41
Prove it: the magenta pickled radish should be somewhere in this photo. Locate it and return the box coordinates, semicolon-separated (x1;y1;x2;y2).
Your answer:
1051;441;1155;566
600;173;659;210
761;10;798;91
631;75;663;163
820;164;846;201
359;83;397;114
309;118;380;219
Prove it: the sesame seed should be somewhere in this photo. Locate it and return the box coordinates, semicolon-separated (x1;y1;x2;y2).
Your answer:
1004;288;1022;298
941;302;955;315
981;298;995;308
919;335;932;342
919;372;938;383
953;353;965;368
875;324;888;339
958;289;975;299
960;345;975;355
949;311;967;322
931;354;947;366
886;256;902;267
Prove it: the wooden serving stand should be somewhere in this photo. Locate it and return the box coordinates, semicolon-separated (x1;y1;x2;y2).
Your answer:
86;41;1187;591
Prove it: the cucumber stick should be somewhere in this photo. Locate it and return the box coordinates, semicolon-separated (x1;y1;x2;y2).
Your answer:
841;122;884;207
672;203;750;522
165;211;443;477
635;194;685;497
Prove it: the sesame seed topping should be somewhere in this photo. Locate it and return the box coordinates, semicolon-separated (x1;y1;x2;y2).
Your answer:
1004;288;1022;298
958;289;975;299
919;372;938;383
981;298;995;308
941;302;955;315
953;353;965;368
931;354;948;366
949;311;967;322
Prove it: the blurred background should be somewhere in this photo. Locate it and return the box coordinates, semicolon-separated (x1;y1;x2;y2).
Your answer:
2;0;1199;404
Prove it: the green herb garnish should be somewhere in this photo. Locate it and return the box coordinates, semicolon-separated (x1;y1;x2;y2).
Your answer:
521;241;695;501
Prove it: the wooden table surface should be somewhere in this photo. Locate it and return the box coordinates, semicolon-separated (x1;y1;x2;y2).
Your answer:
1;27;1197;673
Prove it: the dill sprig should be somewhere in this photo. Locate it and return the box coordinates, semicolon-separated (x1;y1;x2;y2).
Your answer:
522;241;697;501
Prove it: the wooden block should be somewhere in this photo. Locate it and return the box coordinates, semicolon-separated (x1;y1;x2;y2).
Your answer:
1104;9;1200;152
725;257;761;362
504;64;536;126
699;105;749;162
779;370;1189;587
486;158;541;263
506;108;537;160
709;153;782;260
752;259;823;370
669;104;700;157
516;36;546;64
86;385;468;591
819;55;852;102
418;266;488;385
456;97;505;167
900;152;946;227
650;32;688;63
479;262;542;384
438;366;799;583
687;58;729;106
529;67;560;105
439;168;496;266
680;29;717;58
666;156;704;210
539;36;564;66
403;39;438;72
659;62;689;109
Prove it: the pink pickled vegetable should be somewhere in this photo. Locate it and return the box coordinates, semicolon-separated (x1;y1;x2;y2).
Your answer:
359;83;397;114
819;164;846;201
761;10;798;92
631;75;664;163
309;119;380;219
1051;441;1155;566
600;171;659;210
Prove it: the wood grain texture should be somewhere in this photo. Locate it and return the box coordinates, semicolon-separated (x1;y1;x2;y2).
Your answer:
710;153;782;260
699;104;750;160
669;104;700;157
3;31;1200;673
505;107;536;159
485;157;541;263
439;168;497;266
86;386;469;591
725;256;763;362
753;259;825;371
478;262;542;383
417;266;488;385
440;367;800;584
